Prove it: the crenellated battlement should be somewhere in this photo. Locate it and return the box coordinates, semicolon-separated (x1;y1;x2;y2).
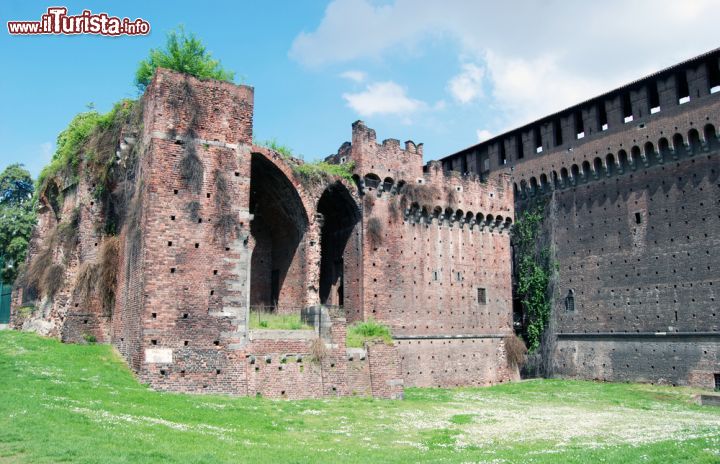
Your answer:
441;48;720;180
343;120;424;183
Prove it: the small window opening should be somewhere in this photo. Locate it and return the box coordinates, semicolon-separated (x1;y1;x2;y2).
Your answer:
677;71;690;103
499;142;507;165
714;373;720;391
565;289;575;312
554;119;563;146
477;288;487;304
574;111;585;138
432;271;439;281
649;83;660;114
598;102;608;131
708;58;720;93
534;126;542;153
456;271;462;282
634;212;642;224
516;134;524;159
151;312;157;319
621;93;633;122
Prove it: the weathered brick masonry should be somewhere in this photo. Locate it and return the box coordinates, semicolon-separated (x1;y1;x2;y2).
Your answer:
13;67;515;397
20;49;716;396
442;48;720;388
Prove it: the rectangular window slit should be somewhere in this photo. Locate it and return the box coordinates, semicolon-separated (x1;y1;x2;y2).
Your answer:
477;288;487;304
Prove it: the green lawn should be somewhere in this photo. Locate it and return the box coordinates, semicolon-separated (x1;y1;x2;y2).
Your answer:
0;331;718;463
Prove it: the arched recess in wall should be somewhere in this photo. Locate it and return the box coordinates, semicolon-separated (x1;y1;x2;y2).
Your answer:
672;134;686;157
364;173;381;189
688;128;702;154
382;177;394;192
658;138;671;160
318;181;360;308
570;165;580;182
551;171;559;189
250;153;309;312
593;158;604;177
643;142;656;166
704;124;717;150
560;168;569;186
539;173;549;190
605;154;616;176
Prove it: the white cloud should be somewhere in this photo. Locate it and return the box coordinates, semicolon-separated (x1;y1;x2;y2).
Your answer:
40;142;52;160
342;81;426;117
292;0;719;129
340;70;367;83
448;63;484;104
484;51;606;128
476;129;492;142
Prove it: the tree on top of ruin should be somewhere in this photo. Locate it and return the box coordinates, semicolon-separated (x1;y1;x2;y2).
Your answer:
135;26;235;91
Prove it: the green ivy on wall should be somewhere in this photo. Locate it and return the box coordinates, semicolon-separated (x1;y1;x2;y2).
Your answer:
513;201;556;352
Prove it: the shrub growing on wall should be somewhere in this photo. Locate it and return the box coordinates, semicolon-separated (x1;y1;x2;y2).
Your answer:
135;26;235;91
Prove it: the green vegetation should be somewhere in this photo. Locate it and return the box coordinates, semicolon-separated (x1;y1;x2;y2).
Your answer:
254;137;356;184
15;306;34;318
37;99;138;195
0;164;36;282
254;138;296;159
248;310;312;330
1;331;718;463
135;26;234;91
294;160;355;184
513;201;556;352
346;318;393;347
38;110;101;190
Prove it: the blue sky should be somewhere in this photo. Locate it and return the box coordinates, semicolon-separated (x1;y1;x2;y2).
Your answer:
1;0;718;178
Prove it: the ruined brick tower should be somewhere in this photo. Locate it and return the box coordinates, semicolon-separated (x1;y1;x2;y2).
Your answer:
11;67;517;398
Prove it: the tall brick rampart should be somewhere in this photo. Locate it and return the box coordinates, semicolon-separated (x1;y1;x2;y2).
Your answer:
440;48;720;388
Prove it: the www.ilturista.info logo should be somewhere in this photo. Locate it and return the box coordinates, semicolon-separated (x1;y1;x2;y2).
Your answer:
7;7;150;36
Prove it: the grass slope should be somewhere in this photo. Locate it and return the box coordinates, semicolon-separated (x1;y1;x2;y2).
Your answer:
0;331;718;463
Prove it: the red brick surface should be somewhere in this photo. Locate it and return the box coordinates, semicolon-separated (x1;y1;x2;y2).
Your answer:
12;69;518;398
